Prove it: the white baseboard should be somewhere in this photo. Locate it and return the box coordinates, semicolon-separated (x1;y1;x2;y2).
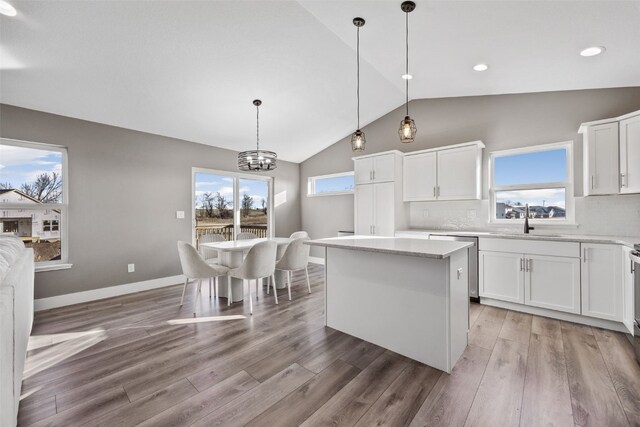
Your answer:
481;298;629;334
308;256;325;265
34;274;186;311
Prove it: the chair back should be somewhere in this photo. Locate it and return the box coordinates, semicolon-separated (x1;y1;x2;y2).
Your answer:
238;240;277;279
198;233;224;259
277;238;310;271
289;231;309;240
237;232;258;240
177;241;215;279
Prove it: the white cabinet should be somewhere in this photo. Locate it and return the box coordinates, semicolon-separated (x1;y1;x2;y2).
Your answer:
622;246;635;334
581;243;623;321
353;151;405;236
525;255;581;314
437;145;482;200
354;152;397;185
583;122;620;195
355;182;396;236
479;251;524;303
403;152;437;201
403;141;483;202
479;238;581;314
620;114;640;194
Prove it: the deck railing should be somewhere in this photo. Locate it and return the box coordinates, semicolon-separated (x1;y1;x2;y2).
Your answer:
194;224;268;247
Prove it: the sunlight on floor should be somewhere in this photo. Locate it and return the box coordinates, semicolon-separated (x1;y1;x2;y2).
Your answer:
167;315;247;325
23;329;107;381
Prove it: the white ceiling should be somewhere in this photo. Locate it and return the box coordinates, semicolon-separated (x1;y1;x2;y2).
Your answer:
1;1;639;163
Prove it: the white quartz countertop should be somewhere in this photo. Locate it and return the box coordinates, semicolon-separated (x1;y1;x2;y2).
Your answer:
306;236;473;259
396;229;640;248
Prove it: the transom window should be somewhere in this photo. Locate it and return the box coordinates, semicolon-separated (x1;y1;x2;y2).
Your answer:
307;172;355;196
490;141;574;223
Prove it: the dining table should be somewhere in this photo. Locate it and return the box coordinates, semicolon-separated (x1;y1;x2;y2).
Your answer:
200;237;292;302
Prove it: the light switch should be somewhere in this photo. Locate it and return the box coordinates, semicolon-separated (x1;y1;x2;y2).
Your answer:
176;211;185;219
128;263;135;273
422;209;429;218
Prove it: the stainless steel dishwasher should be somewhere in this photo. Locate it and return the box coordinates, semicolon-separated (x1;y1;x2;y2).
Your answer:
428;234;479;301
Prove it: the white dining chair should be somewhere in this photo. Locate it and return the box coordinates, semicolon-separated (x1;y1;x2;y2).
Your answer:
289;231;309;239
177;241;229;316
227;240;278;314
275;237;311;300
237;231;258;240
198;233;224;263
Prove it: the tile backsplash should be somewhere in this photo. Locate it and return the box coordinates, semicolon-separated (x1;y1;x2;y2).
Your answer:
408;194;640;237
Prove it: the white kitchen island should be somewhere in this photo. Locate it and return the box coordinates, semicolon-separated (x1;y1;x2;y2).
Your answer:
307;236;472;373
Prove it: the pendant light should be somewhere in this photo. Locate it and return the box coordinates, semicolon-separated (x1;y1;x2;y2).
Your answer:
398;1;417;144
238;99;277;172
350;17;366;152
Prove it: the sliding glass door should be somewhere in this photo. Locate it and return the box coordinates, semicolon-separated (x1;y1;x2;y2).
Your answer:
192;169;272;246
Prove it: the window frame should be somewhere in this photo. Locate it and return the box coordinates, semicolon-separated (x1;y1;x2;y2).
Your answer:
0;138;70;271
191;167;274;246
307;171;355;197
489;140;575;225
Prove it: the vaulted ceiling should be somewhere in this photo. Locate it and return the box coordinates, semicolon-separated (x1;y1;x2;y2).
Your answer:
1;1;639;162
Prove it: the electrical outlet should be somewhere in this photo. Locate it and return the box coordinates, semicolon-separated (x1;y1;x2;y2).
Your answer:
128;263;135;273
176;211;185;219
467;209;477;219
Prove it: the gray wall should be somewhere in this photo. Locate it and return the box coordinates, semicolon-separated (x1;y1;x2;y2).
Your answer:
0;104;301;299
301;87;640;256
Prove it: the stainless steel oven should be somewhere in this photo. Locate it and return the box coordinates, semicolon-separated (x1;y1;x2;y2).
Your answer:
630;245;640;363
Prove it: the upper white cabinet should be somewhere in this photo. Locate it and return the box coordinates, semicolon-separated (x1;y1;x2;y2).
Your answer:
403;152;437;201
620;114;640;194
579;110;640;196
353;151;405;236
581;243;623;322
354;152;398;185
582;122;619;195
403;141;484;202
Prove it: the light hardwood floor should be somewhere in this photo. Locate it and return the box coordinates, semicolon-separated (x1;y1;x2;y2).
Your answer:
18;264;640;426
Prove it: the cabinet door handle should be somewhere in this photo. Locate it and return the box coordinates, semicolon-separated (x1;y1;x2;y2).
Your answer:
373;170;375;180
583;247;587;263
433;187;436;197
527;259;532;272
632;259;635;275
591;175;595;190
520;258;524;271
621;173;626;187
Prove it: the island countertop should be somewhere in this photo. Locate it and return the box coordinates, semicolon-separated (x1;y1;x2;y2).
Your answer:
306;236;473;259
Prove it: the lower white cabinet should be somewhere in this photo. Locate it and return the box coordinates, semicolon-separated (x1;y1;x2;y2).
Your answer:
479;251;524;303
480;250;580;314
582;243;623;322
525;254;581;314
622;246;635;334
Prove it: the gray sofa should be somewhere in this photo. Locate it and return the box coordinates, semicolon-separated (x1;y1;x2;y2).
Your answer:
0;236;34;427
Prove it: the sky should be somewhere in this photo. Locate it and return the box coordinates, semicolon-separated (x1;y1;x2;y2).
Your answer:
315;175;354;193
494;148;567;187
0;144;63;188
194;172;268;208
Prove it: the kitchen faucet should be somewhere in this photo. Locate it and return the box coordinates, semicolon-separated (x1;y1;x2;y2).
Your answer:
524;204;535;234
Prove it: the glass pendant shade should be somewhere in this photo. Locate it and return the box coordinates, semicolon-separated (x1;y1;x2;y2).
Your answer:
398;115;416;144
238;99;277;172
351;129;366;152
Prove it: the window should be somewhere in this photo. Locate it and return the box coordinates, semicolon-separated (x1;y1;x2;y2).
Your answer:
490;141;574;223
0;138;69;269
307;172;355;196
192;168;273;246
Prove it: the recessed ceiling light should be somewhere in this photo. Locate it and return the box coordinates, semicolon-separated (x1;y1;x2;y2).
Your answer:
0;1;17;17
580;46;605;57
473;63;489;72
402;73;413;80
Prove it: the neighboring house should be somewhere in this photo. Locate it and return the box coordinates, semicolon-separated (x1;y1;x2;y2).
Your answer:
0;189;61;241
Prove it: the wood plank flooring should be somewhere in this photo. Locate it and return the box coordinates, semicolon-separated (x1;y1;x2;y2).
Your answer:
18;264;640;426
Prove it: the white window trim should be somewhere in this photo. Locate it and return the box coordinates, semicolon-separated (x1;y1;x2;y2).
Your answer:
307;171;355;197
191;167;274;245
0;138;70;269
489;140;575;226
